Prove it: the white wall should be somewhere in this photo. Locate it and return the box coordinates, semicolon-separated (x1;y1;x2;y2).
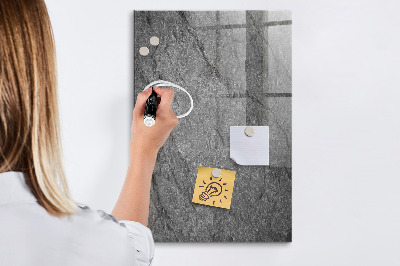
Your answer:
45;0;400;265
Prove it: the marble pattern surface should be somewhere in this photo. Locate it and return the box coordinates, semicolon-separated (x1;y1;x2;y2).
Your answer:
133;11;292;242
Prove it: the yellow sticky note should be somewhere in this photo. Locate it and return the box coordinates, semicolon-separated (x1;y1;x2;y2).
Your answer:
192;166;236;209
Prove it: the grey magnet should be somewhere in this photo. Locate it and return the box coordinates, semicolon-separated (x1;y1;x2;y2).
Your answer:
139;46;149;56
211;168;222;178
244;127;255;137
149;36;160;46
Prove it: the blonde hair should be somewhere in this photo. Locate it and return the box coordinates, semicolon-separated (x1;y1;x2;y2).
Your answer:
0;0;76;216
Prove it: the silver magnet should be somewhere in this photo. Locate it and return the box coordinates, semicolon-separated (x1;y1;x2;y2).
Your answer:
139;46;149;56
149;36;160;46
211;168;222;178
244;127;255;137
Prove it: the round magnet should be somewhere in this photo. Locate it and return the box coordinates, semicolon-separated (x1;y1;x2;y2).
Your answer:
244;126;255;137
149;36;160;46
139;46;149;56
211;168;222;178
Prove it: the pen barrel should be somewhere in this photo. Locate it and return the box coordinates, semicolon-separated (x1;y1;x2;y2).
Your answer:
143;88;158;127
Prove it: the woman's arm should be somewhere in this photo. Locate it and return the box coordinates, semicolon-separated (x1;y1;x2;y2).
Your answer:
112;87;178;226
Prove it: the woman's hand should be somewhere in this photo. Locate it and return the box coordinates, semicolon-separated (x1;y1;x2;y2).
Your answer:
130;86;178;157
112;86;178;225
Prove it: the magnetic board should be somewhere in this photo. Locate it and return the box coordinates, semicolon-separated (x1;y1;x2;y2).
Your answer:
133;11;292;242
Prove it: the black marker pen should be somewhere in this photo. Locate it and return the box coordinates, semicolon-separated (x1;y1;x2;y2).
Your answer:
143;87;158;127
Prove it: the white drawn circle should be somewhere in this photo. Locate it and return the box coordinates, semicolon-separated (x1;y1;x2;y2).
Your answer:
142;80;193;119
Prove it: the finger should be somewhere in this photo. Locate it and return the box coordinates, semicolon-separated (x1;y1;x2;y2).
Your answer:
170;109;179;126
133;88;152;117
153;87;174;108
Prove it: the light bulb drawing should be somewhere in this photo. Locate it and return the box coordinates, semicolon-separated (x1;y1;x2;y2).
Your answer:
197;174;229;206
199;182;222;201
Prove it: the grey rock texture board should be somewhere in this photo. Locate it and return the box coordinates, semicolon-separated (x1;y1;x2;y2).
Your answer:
133;11;292;242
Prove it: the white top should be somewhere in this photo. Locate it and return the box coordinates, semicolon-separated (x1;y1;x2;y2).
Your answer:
0;171;155;266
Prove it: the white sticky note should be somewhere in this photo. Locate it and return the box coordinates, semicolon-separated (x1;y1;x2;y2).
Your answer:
230;126;269;166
